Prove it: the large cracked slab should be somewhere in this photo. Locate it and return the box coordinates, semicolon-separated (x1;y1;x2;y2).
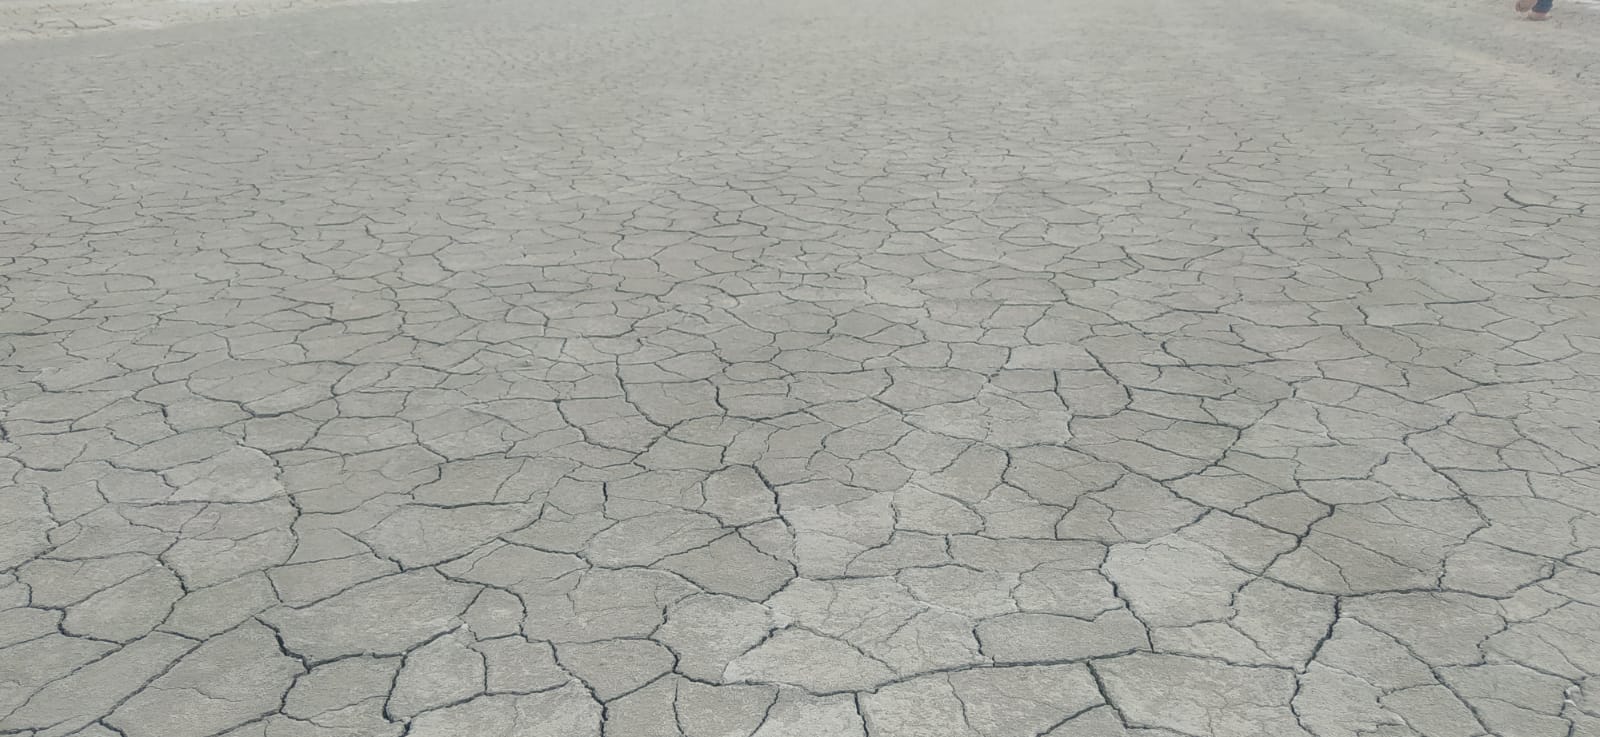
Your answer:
3;0;1600;734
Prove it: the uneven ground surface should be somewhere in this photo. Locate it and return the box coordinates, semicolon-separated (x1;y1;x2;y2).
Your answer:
3;0;1600;735
0;0;420;41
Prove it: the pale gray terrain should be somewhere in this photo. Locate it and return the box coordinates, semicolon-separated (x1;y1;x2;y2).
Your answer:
2;0;1599;735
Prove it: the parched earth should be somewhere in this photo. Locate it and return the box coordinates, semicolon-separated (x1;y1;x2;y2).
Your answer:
1;0;1598;735
0;0;418;41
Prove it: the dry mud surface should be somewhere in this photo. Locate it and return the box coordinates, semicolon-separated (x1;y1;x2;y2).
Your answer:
2;0;1599;735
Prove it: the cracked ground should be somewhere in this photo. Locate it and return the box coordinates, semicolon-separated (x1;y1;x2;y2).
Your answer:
2;0;1600;734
